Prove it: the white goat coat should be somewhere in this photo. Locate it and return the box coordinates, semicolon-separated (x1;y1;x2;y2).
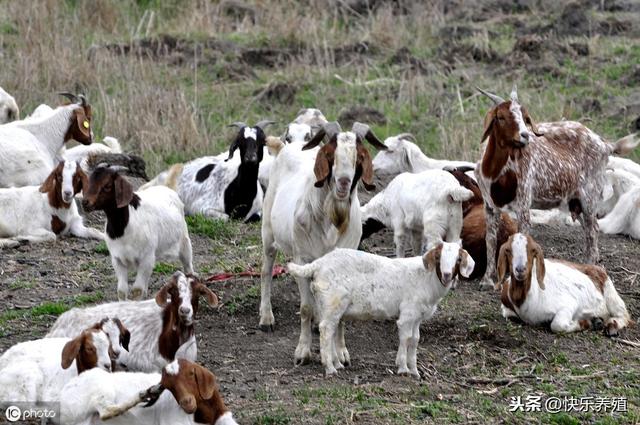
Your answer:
0;336;110;406
47;299;197;373
0;86;19;124
361;170;472;256
60;368;195;425
599;186;640;239
0;104;77;187
63;137;122;172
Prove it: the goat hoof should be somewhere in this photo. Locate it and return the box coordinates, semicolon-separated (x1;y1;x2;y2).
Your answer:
130;287;143;300
117;291;127;301
324;367;338;377
259;324;275;333
294;356;311;366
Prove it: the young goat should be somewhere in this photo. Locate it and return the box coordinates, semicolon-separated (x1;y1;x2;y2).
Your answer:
61;358;237;425
260;121;387;366
0;92;93;187
288;242;475;377
446;166;517;279
0;160;104;248
497;233;633;335
475;86;638;287
0;321;114;406
0;86;19;124
360;170;474;257
82;165;194;300
47;272;218;372
598;185;640;239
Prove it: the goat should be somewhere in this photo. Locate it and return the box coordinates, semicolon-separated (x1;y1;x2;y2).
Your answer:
0;160;104;248
497;233;633;335
608;155;640;180
288;242;475;377
598;185;640;239
47;272;218;372
259;121;387;366
0;92;93;187
446;166;517;279
61;357;237;425
62;136;122;173
475;86;638;287
0;321;113;406
82;165;194;300
372;133;476;181
360;170;474;257
0;86;19;124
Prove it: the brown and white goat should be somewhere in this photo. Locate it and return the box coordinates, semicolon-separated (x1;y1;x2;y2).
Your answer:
447;166;517;279
0;160;104;248
475;86;638;287
498;233;633;335
47;271;218;372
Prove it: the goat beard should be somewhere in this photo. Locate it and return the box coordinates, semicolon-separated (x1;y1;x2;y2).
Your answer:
325;194;351;235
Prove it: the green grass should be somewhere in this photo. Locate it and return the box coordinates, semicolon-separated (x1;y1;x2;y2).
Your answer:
153;262;179;274
94;241;109;255
186;215;236;239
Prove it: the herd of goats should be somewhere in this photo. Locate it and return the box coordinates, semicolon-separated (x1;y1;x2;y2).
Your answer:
0;84;638;424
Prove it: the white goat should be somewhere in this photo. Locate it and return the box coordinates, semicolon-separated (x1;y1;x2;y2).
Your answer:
288;242;475;377
47;272;218;372
0;160;103;248
62;136;122;172
0;93;93;187
498;233;633;335
372;133;476;180
60;355;237;425
361;170;474;257
259;121;387;366
0;86;19;124
0;325;113;406
81;166;194;300
608;155;640;180
598;185;640;239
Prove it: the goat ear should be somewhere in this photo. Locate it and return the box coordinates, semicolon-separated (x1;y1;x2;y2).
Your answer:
459;249;475;278
155;279;175;306
74;107;91;139
522;106;543;137
302;127;326;151
313;143;334;188
496;243;510;291
39;170;57;194
73;163;88;194
422;248;438;271
481;107;496;143
114;175;134;208
533;242;546;290
356;143;375;191
61;334;83;369
194;365;216;400
114;318;131;351
196;283;219;307
226;136;241;161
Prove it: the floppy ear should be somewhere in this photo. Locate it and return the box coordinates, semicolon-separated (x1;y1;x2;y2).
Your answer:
313;142;335;188
458;249;475;278
114;318;130;351
532;241;546;290
155;277;177;306
194;365;216;400
39;170;58;194
74;107;91;139
356;143;375;191
114;175;134;208
422;248;439;271
61;334;83;369
302;127;326;151
226;135;241;161
521;106;543;137
196;283;219;307
481;107;496;143
496;243;510;290
73;164;88;195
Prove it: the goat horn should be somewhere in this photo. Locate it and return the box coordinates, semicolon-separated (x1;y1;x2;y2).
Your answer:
255;120;276;130
352;122;387;150
301;121;341;151
228;122;248;129
396;133;417;143
58;92;78;103
109;165;129;173
510;84;518;102
78;94;88;106
476;87;505;105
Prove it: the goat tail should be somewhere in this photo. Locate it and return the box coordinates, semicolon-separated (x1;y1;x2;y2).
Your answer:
287;262;317;279
266;136;284;156
102;136;122;153
603;278;634;328
164;163;184;191
611;133;639;156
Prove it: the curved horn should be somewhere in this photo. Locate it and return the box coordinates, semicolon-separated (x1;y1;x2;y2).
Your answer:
352;122;387;151
58;92;78;103
255;120;275;130
396;133;417;143
228;122;248;129
476;87;505;105
78;94;88;106
109;165;129;173
96;162;110;169
301;121;341;151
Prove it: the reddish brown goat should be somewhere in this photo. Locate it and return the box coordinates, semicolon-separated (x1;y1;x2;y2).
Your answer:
475;86;638;287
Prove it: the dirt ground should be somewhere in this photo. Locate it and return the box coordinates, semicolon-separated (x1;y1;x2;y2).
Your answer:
0;205;638;424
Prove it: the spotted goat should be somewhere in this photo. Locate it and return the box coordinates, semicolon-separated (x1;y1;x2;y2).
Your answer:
475;86;638;287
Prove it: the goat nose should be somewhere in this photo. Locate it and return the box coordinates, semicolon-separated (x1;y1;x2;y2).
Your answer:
179;306;190;315
515;265;525;274
104;362;111;370
338;177;350;187
520;131;530;140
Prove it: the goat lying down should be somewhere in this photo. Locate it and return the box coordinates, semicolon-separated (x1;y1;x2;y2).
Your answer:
288;242;475;377
47;272;217;372
361;170;474;257
498;233;633;336
0;160;103;248
598;185;640;240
